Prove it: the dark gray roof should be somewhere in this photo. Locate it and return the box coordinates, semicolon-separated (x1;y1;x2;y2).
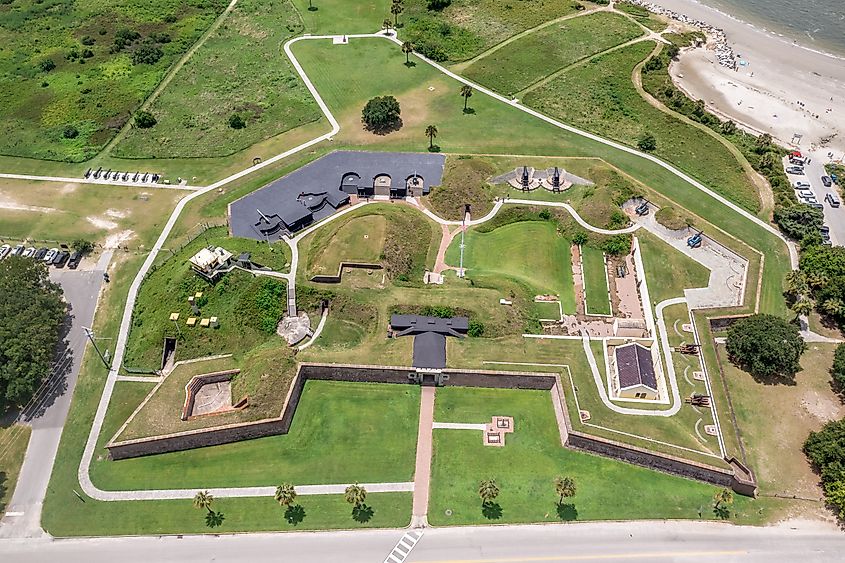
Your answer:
615;344;657;391
230;151;445;240
413;331;447;369
390;314;469;337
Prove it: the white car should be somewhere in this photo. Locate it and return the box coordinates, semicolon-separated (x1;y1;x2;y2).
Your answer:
43;248;58;263
0;244;10;260
794;181;811;189
11;244;25;256
22;247;36;258
798;189;814;199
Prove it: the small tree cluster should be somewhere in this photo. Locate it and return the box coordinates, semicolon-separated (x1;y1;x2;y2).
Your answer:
134;111;157;129
804;419;845;519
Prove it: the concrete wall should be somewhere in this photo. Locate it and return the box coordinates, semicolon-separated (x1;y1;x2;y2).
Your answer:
309;262;382;284
180;369;239;421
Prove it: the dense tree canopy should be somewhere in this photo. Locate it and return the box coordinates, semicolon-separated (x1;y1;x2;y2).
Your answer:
804;418;845;518
773;204;823;242
361;96;401;133
0;257;65;407
725;314;805;381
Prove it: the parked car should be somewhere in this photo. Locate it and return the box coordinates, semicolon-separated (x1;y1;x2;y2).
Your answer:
52;251;69;268
798;189;815;199
0;244;10;260
34;247;48;260
43;248;58;263
67;251;82;270
787;166;805;175
22;247;36;258
809;202;824;210
822;176;832;187
825;193;841;207
11;244;24;256
794;181;811;189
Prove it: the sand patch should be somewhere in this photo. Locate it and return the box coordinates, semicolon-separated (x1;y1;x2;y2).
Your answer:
800;390;843;423
87;216;119;230
0;196;58;214
59;183;78;195
105;208;128;219
104;230;135;248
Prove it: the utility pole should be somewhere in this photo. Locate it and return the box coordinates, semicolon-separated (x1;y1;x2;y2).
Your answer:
82;326;110;370
458;204;469;278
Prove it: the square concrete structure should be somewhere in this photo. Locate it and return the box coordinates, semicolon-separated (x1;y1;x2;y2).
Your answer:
229;151;446;240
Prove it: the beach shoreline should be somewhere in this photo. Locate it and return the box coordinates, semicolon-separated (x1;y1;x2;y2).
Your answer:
626;0;845;161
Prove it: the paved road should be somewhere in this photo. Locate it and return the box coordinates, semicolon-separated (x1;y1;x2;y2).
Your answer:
788;154;845;246
1;521;844;562
0;255;108;538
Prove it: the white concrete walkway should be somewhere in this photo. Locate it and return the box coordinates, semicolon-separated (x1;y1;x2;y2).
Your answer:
432;422;487;431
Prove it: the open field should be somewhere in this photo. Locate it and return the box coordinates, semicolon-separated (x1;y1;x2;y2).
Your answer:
292;0;390;35
403;0;584;63
0;424;31;516
445;221;576;314
92;380;420;490
637;231;710;305
581;246;611;316
524;41;761;213
303;214;386;278
462;11;643;96
114;0;321;159
615;1;667;31
123;226;291;369
0;178;183;247
0;0;228;162
429;386;778;526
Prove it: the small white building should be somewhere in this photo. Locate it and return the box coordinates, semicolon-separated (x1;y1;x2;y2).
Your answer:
189;246;233;282
614;343;658;400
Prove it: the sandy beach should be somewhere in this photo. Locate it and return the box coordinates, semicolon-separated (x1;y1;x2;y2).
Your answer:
641;0;845;161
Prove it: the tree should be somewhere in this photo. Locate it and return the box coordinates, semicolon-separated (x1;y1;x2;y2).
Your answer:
791;296;814;318
755;132;772;154
804;419;845;518
62;125;79;139
712;488;733;519
821;298;845;318
0;257;65;407
229;114;246;129
637;133;657;152
402;41;413;64
720;120;737;135
725;314;806;381
361;95;401;133
460;84;473;112
784;270;808;298
72;239;94;254
391;0;404;26
131;44;163;65
773;204;823;242
193;490;214;513
478;478;499;505
758;152;776;170
275;483;297;507
572;231;589;246
831;343;845;392
134;111;157;129
554;476;576;505
425;124;438;150
382;18;392;34
39;58;56;72
344;483;367;508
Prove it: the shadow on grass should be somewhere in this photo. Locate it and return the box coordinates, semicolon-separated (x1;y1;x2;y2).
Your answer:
352;504;374;523
713;505;731;520
285;504;306;525
404;61;417;68
428;144;441;153
205;510;225;528
481;501;502;520
462;107;476;115
0;472;7;513
556;502;577;521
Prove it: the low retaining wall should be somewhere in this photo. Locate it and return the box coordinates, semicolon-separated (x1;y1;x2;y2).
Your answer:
310;262;382;284
181;369;240;421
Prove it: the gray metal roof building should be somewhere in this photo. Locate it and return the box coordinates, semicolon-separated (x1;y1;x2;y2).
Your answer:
615;343;658;391
390;314;469;369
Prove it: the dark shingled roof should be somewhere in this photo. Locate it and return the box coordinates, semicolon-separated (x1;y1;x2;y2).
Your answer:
413;331;447;369
615;343;657;391
390;314;469;369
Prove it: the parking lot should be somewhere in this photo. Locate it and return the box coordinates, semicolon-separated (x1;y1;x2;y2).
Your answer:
783;153;844;246
0;242;85;269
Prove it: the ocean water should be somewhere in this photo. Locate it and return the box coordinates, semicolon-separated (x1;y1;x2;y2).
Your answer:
700;0;845;57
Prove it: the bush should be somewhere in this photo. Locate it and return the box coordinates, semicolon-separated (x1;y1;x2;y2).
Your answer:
132;44;163;65
81;35;95;46
804;419;845;518
113;28;140;51
773;204;824;242
832;344;845;392
468;320;484;337
228;114;246;129
39;59;56;72
134;111;157;129
62;125;79;139
427;0;451;9
572;231;588;246
637;133;657;152
362;95;401;133
539;209;552;220
72;239;94;254
601;234;631;256
726;314;805;381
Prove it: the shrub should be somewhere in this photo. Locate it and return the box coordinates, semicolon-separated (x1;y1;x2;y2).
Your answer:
468;319;484;337
601;234;631;256
539;209;552;220
114;28;140;51
572;231;588;246
132;44;163;65
228;114;246;129
72;239;94;254
427;0;451;9
81;35;95;46
773;204;823;242
39;59;56;72
637;133;657;152
134;111;157;129
832;343;845;392
62;125;79;139
361;95;401;133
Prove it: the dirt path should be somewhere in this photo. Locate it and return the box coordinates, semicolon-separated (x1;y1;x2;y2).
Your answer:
412;386;436;527
433;223;462;274
632;42;775;217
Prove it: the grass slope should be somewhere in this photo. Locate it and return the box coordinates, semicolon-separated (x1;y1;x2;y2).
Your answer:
0;424;31;516
463;11;643;96
581;245;611;315
114;0;321;159
524;41;760;213
0;0;228;161
637;231;710;304
305;214;387;277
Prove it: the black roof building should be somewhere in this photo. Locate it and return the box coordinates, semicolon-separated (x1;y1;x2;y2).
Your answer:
390;314;469;369
615;343;658;391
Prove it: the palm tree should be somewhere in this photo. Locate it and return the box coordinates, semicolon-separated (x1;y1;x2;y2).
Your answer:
193;490;214;513
460;84;473;111
784;270;808;297
791;296;814;318
402;41;413;64
275;483;297;507
713;488;734;518
382;18;392;34
478;478;499;505
720;120;737;135
391;1;404;26
345;483;367;508
553;476;576;505
807;272;828;290
425;124;438;150
821;298;845;317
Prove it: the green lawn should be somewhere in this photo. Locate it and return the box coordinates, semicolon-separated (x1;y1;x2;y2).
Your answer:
581;245;611;316
637;231;710;305
123;226;291;369
114;0;321;159
615;2;668;31
429;386;776;525
92;380;420;490
445;221;576;314
0;424;31;516
463;11;643;96
292;0;391;35
0;0;228;161
524;41;761;214
304;214;387;278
